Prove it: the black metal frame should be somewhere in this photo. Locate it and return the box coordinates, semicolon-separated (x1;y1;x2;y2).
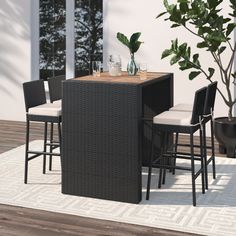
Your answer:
202;82;217;189
23;80;62;184
174;82;217;190
47;75;65;171
146;87;207;206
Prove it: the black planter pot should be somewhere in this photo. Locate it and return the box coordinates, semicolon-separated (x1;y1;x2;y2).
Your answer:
214;117;236;158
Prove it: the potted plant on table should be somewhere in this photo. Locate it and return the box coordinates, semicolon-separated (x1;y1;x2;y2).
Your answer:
117;32;143;76
158;0;236;157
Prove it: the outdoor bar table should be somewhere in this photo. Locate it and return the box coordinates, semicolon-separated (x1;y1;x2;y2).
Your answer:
62;72;173;204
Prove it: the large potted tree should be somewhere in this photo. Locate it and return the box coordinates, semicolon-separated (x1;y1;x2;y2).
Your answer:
158;0;236;157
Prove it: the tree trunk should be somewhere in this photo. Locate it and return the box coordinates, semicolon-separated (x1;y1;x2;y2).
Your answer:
228;105;233;121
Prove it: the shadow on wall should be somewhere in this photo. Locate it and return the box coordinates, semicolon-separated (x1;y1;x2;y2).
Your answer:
0;0;30;97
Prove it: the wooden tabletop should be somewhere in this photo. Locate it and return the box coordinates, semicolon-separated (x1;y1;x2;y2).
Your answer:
72;72;171;85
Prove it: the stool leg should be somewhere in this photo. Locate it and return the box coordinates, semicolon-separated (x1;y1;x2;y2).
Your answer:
210;118;216;179
203;124;208;190
24;120;30;184
158;132;165;189
43;122;48;174
168;132;173;173
49;122;53;171
190;133;196;207
199;128;205;194
58;122;62;167
162;132;168;185
146;125;155;200
172;132;178;175
158;166;163;188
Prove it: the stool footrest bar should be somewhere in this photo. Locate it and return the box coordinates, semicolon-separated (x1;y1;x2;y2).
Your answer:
28;151;60;156
177;143;212;149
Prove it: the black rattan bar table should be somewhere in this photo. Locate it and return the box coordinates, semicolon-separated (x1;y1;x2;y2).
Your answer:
62;72;173;204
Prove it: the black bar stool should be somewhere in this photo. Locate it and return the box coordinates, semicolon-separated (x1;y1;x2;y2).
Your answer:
23;80;62;184
170;82;217;189
146;87;207;206
47;75;65;170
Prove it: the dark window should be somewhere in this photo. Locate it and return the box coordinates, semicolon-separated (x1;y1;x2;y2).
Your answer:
39;0;66;80
75;0;103;77
39;0;102;79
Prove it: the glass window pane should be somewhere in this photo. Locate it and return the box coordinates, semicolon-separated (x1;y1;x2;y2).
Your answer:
75;0;103;77
39;0;66;80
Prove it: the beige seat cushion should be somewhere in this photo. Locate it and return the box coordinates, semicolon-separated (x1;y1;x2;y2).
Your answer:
28;103;61;117
52;99;62;108
169;103;193;112
153;111;193;126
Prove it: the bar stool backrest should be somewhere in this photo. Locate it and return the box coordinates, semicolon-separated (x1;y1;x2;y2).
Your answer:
191;87;207;125
203;81;218;116
23;80;46;112
48;75;66;103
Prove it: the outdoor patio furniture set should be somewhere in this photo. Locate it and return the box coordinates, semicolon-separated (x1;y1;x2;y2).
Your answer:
22;73;217;206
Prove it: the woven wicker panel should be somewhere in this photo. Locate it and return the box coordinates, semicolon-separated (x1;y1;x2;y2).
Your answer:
62;74;173;203
63;113;138;137
62;80;142;203
62;148;139;176
142;76;174;165
62;171;141;203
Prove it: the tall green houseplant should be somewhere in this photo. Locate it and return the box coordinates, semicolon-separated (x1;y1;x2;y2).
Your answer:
158;0;236;120
117;32;143;75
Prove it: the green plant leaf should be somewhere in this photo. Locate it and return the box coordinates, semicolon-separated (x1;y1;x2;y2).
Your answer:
193;53;199;62
197;41;208;48
207;31;226;43
170;6;182;22
161;49;173;59
156;12;167;18
198;27;211;35
129;32;143;53
218;46;226;54
179;2;189;13
226;23;236;36
170;55;180;65
171;23;181;28
171;39;178;51
130;41;143;54
208;67;215;78
179;60;193;71
164;0;171;11
178;60;187;67
179;43;187;53
193;54;200;67
130;32;141;44
207;0;223;9
186;46;191;59
117;32;130;49
177;0;188;3
189;71;201;80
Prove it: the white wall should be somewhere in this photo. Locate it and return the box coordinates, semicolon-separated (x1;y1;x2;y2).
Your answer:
0;0;31;121
103;0;234;120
